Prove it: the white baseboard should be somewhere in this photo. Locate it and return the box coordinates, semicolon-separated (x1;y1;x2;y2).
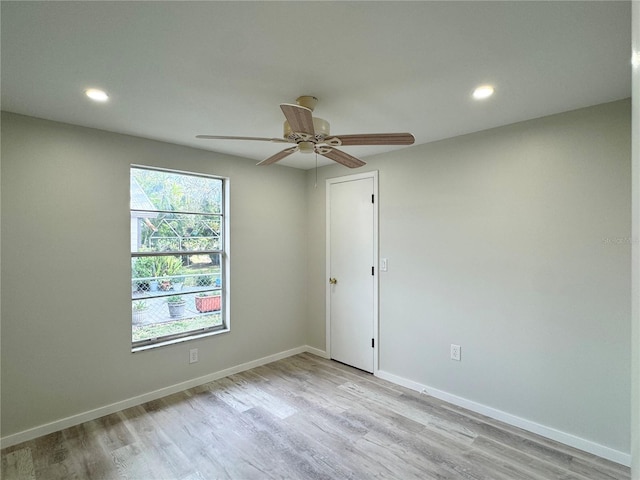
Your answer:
3;348;630;469
1;345;317;449
304;346;330;359
375;369;631;468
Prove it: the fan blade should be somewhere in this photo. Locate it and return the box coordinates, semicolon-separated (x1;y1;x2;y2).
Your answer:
196;135;290;143
324;133;415;146
280;104;315;135
317;147;366;169
256;146;298;166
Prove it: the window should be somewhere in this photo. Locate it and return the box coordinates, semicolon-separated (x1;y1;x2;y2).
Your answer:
130;167;228;350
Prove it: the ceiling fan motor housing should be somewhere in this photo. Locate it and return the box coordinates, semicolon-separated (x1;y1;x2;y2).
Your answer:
283;117;330;152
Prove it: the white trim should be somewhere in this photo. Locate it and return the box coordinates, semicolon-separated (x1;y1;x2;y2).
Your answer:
1;345;629;468
376;369;631;467
1;345;319;449
631;3;640;478
223;173;231;333
325;171;379;372
129;167;231;349
372;173;379;373
305;346;330;359
325;176;331;359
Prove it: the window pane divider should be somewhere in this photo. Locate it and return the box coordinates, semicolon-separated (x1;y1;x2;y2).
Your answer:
131;208;223;217
131;250;223;257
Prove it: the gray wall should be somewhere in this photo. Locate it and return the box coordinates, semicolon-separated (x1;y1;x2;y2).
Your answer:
306;100;631;454
1;99;632;458
0;112;307;437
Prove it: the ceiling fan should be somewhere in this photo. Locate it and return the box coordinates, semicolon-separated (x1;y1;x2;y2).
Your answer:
196;96;415;168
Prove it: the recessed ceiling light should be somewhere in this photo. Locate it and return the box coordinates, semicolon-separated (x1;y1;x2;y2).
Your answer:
85;88;109;102
472;85;494;100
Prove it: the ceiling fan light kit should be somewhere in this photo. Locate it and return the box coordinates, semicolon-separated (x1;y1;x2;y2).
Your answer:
197;95;415;168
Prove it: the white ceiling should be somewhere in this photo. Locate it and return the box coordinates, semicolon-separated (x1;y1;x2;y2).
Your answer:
1;1;632;169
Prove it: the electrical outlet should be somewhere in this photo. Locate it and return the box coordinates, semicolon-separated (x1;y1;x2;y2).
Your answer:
450;344;461;361
189;348;198;364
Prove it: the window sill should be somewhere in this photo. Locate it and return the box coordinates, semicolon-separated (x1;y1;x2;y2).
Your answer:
131;327;230;353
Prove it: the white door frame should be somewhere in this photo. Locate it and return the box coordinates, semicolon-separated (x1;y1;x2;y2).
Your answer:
326;170;379;373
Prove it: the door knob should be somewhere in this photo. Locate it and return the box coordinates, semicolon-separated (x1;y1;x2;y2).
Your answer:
329;278;338;285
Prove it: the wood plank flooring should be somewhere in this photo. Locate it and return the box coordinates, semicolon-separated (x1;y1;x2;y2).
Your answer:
1;353;631;479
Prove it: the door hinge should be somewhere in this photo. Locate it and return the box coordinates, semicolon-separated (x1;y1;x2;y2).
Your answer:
371;194;375;204
372;338;375;348
371;266;375;275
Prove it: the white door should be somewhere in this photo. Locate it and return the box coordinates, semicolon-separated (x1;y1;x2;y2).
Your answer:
327;173;377;373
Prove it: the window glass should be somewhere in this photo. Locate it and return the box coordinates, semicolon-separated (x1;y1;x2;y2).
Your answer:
130;167;227;350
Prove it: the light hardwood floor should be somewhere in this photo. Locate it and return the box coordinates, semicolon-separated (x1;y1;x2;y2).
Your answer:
1;353;631;479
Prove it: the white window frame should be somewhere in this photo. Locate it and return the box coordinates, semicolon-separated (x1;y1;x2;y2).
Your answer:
130;166;230;352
